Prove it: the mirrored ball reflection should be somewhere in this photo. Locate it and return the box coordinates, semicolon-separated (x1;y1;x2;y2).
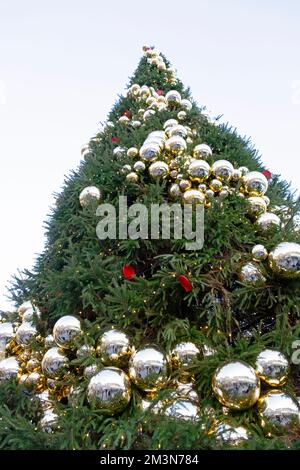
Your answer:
257;390;300;434
129;345;169;392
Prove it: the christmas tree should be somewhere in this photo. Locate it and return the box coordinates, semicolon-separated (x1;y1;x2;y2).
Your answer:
1;46;300;450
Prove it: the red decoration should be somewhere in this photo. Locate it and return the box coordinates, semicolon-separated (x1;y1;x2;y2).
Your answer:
123;109;132;119
156;89;164;96
111;137;120;144
122;265;136;280
178;274;193;293
262;170;272;180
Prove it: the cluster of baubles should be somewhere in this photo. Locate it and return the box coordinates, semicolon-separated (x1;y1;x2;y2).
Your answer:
142;45;175;78
212;351;300;438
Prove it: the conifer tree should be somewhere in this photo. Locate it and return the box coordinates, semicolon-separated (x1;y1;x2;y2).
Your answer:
1;46;300;450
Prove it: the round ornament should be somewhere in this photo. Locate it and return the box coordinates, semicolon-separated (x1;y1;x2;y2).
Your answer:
257;390;300;434
252;244;268;261
212;160;234;182
255;349;289;386
188;159;211;182
269;242;300;278
239;262;266;285
97;329;132;367
243;171;268;196
129;345;169;392
53;315;81;349
79;186;102;207
41;347;69;379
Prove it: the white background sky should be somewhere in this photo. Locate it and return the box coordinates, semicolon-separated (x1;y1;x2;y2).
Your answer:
0;0;299;311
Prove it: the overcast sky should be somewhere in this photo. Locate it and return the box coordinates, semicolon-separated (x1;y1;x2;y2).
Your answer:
0;0;300;311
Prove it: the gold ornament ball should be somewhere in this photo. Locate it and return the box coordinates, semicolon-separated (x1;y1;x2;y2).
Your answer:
212;360;260;410
45;334;56;349
256;213;281;233
139;143;160;162
39;409;59;433
171;342;200;373
76;344;95;359
129;345;169;392
83;364;99;379
179;179;192;191
41;347;69;379
16;322;37;347
169;183;181;198
149;161;169;179
126;172;139;183
182;189;205;204
180;99;192;111
79;186;102;207
0;356;20;381
269;242;300;279
167;124;188;139
22;307;41;322
231;169;242;181
25;372;45;391
255;349;289;387
131;120;141;129
127;147;139;158
247;197;267;218
129;83;140;95
165;136;187;155
0;322;14;345
120;164;131;175
177;111;187;121
27;358;41;372
87;367;131;414
164;399;199;421
206;189;215;200
243;171;268;196
188;159;211;182
53;315;82;349
239;262;266;285
118;115;130;124
193;144;212;159
210;179;223;192
143;110;155;120
198;183;207;192
163;119;178;129
212;160;234;182
18;301;33;316
97;329;132;367
170;170;178;179
133;161;146;173
257;390;300;435
239;166;249;176
165;90;181;106
113;146;126;158
211;421;250;446
252;244;268;261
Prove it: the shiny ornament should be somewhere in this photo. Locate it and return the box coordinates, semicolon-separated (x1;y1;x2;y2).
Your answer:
163;119;178;130
169;183;181;198
16;322;37;347
18;301;33;315
193;144;212;159
126;172;139;183
212;160;234;182
177;111;187;121
129;345;169;392
247;197;267;218
239;262;266;285
180;99;192;111
27;357;41;372
127;147;139;158
41;347;69;379
164;399;199;421
179;179;192;191
243;171;268;196
139;143;160;162
255;349;289;386
79;186;102;207
178;274;193;293
165;136;187;155
210;179;223;192
256;213;281;233
53;315;81;349
206;189;215;200
165;90;181;106
76;344;95;359
182;189;205;204
175;381;198;401
212;421;250;445
198;183;207;192
0;356;20;381
239;166;249;176
45;334;56;349
257;390;300;434
269;242;300;278
167;124;188;139
97;329;132;367
143;110;155;120
122;265;136;280
25;372;45;391
212;360;260;410
131;120;141;129
171;342;200;374
40;409;59;433
149;161;169;179
87;367;131;414
170;170;178;178
129;83;140;95
83;364;99;379
22;307;41;322
113;146;126;158
252;244;268;261
219;189;229;201
202;344;217;357
120;164;131;175
133;161;146;173
188;160;210;182
118;115;130;124
0;322;14;345
262;195;270;206
231;169;242;181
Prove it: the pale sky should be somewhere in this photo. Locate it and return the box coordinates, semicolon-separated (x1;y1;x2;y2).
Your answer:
0;0;300;311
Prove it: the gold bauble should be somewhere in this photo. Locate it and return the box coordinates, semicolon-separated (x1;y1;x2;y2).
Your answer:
139;143;160;162
163;119;178;129
193;144;212;159
129;83;140;95
0;322;14;345
246;197;267;218
16;322;37;347
79;186;102;207
45;334;56;349
165;136;187;155
167;124;188;139
0;356;20;381
126;172;139;183
209;179;223;192
231;169;242;181
146;96;156;106
18;301;33;316
53;315;81;349
169;184;181;198
39;409;59;433
164;399;199;421
140;85;151;98
177;111;187;121
129;345;169;392
219;189;229;200
165;90;181;106
24;372;45;391
170;170;178;179
239;262;266;285
27;358;41;372
149;161;169;179
41;347;69;379
243;171;268;196
87;367;131;414
127;147;139;158
182;189;205;204
133;161;146;173
118;115;130;124
269;242;300;278
180;99;192;111
212;160;234;182
255;349;289;386
239;166;249;176
83;364;100;379
256;213;281;233
262;195;270;206
206;189;215;200
22;307;41;322
198;183;207;192
257;390;300;435
188;159;211;182
212;360;260;410
76;344;95;359
171;342;200;378
179;179;192;191
252;244;268;261
113;146;126;158
97;329;132;367
131;120;141;129
120;164;131;175
211;421;250;445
